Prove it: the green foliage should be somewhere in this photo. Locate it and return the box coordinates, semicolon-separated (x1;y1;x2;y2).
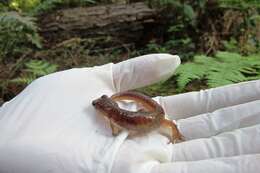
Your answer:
0;11;41;60
222;10;260;55
223;37;259;55
12;60;58;84
1;0;95;14
0;0;259;102
219;0;260;54
146;41;169;53
9;0;41;12
175;51;260;91
0;2;9;12
145;38;195;60
218;0;260;9
31;0;63;15
149;0;206;28
31;0;95;15
147;0;259;58
222;38;239;52
147;0;206;60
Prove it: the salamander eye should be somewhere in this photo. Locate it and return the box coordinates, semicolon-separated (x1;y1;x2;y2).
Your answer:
92;100;97;106
101;95;108;99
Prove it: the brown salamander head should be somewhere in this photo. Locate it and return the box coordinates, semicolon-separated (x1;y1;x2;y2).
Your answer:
92;95;119;118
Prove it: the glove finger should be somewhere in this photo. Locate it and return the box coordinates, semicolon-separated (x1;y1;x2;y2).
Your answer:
177;99;260;140
112;54;180;92
170;123;260;162
151;154;260;173
158;80;260;120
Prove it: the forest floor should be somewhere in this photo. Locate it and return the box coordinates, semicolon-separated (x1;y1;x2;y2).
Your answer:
0;1;259;105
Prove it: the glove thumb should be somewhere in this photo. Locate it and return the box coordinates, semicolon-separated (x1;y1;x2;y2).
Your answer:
112;54;180;92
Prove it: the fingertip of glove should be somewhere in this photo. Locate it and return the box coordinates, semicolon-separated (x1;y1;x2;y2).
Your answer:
151;54;181;80
156;53;180;67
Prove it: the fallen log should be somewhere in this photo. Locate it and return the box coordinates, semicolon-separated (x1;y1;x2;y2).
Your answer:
38;2;162;50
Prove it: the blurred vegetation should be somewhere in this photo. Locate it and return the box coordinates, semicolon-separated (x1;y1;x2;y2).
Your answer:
0;11;41;59
0;0;260;104
175;51;260;91
11;59;58;84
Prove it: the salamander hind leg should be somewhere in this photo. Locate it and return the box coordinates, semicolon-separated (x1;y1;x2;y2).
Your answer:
159;119;184;144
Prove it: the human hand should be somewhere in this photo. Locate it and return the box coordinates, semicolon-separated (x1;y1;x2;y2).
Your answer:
0;54;180;173
112;80;260;173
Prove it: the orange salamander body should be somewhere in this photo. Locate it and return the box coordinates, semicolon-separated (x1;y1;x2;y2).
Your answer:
92;91;183;143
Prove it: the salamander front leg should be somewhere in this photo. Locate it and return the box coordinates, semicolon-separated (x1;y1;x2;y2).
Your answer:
110;120;122;136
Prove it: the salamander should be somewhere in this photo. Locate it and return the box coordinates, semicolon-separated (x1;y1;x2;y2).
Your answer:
92;91;183;143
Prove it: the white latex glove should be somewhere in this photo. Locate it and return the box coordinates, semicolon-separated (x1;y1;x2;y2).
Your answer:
0;54;180;173
113;80;260;173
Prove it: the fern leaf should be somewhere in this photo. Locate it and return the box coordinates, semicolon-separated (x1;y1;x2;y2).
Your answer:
25;60;57;76
11;74;36;85
31;0;62;15
193;55;216;65
0;11;42;58
12;60;58;85
0;12;37;31
175;51;260;91
215;51;242;62
246;75;260;80
175;63;207;90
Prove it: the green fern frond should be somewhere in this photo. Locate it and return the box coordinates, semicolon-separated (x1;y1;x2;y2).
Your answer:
218;0;260;9
31;0;62;15
247;74;260;80
193;55;216;65
245;54;260;67
215;51;242;62
175;63;207;91
0;11;37;30
0;12;42;59
207;66;247;88
25;60;58;76
11;60;58;85
11;74;36;85
175;51;260;91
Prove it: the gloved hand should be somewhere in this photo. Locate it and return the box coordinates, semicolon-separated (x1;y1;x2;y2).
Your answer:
1;54;260;173
113;78;260;173
0;54;180;173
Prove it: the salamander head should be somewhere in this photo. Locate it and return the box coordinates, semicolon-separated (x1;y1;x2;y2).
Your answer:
92;95;118;118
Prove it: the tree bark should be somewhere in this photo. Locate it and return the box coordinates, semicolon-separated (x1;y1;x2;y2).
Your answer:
38;2;162;50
